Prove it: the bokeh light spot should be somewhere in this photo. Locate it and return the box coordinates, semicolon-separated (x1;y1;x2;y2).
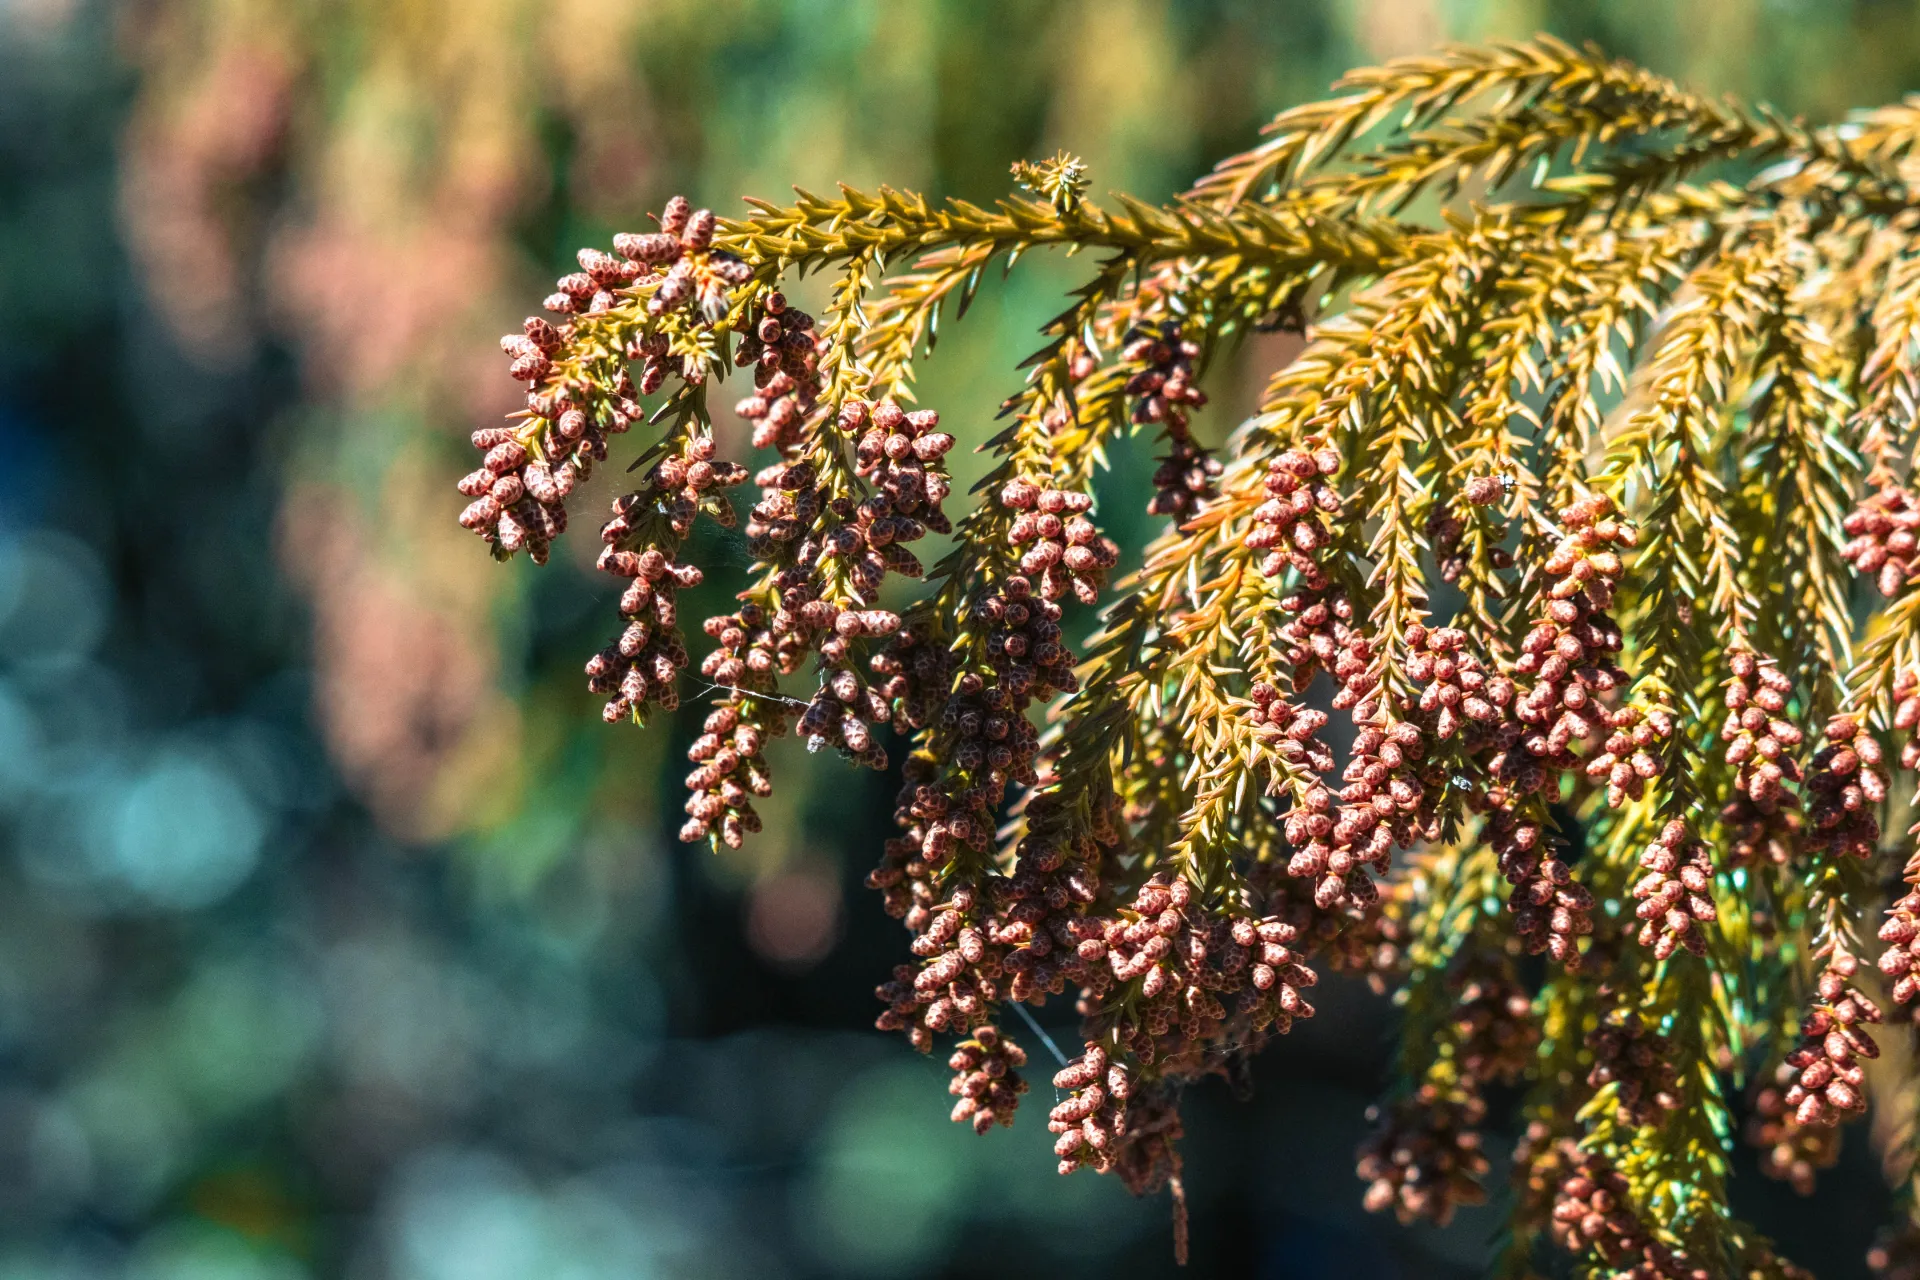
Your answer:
744;866;843;971
0;531;109;669
102;750;266;909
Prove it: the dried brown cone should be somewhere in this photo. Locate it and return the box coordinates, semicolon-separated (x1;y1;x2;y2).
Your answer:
733;291;822;450
1256;679;1349;905
1429;476;1518;582
625;329;673;396
1356;1084;1491;1227
1102;1084;1187;1200
875;799;1069;1084
1149;436;1224;522
680;698;783;848
648;432;749;537
869;617;953;734
1050;1042;1134;1175
1490;807;1593;967
610;194;754;324
1253;440;1357;702
1274;584;1356;689
457;417;592;564
1512;1120;1579;1234
1585;1009;1684;1127
1405;623;1513;743
1507;494;1642;804
849;399;956;554
1781;946;1881;1127
699;602;786;690
885;688;1049;954
1804;714;1888;861
1631;817;1716;960
796;611;901;768
988;797;1112;1006
866;755;943;925
1578;700;1675;811
1091;875;1317;1075
1002;479;1119;605
1746;1058;1842;1195
1051;1051;1188;1255
544;244;642;320
473;196;757;562
744;456;822;561
1315;620;1490;925
873;962;939;1053
1428;504;1469;585
928;674;1041;799
973;576;1079;748
1722;792;1803;869
586;541;698;723
1329;633;1444;907
869;580;1092;1076
1247;438;1343;586
1897;670;1920;769
709;393;951;785
1550;1148;1711;1279
1721;649;1804;809
883;752;996;888
1325;714;1427;910
946;1023;1029;1134
751;398;952;616
1125;322;1207;432
897;879;1004;1044
1253;857;1388;986
1448;958;1539;1084
1842;483;1920;597
1123;322;1220;520
1878;867;1920;1015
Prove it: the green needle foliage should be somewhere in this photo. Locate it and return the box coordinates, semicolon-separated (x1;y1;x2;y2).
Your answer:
462;35;1920;1278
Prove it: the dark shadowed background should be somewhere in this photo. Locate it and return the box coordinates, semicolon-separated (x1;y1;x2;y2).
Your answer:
2;1;1918;1276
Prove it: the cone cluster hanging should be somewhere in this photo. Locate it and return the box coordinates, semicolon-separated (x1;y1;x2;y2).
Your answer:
464;36;1920;1273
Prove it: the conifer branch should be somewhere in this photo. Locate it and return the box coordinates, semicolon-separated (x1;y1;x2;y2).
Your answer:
461;45;1920;1273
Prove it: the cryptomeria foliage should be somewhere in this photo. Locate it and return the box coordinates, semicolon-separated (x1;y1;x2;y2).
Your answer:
464;36;1920;1277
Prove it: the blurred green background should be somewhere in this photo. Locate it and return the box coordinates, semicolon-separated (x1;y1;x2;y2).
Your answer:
1;1;1917;1276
